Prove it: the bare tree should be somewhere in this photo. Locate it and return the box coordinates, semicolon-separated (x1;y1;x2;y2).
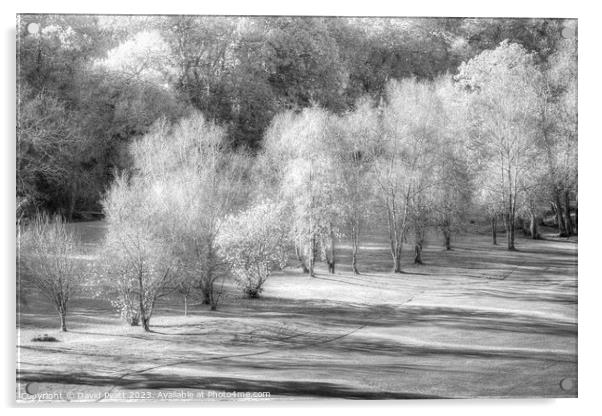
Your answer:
176;279;194;317
20;214;87;331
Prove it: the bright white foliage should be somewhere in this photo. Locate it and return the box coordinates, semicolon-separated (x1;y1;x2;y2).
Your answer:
457;41;543;247
102;174;176;327
97;30;174;86
106;112;248;312
217;200;290;297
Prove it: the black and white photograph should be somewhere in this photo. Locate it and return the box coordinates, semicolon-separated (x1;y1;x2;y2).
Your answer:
14;8;582;405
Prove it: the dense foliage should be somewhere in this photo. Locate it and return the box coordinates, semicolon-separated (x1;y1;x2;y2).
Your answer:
217;200;290;298
17;15;573;218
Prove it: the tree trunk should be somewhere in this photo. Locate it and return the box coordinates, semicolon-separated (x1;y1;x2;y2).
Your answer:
209;285;218;310
58;306;67;332
392;236;403;273
414;242;423;264
183;294;188;317
554;192;568;236
506;213;516;250
141;316;150;332
138;271;151;332
308;236;316;277
328;229;336;274
550;202;558;226
296;245;309;274
529;212;539;240
393;251;403;273
564;190;574;236
443;228;451;250
351;228;359;275
201;289;211;305
128;309;140;326
139;305;151;332
491;217;497;245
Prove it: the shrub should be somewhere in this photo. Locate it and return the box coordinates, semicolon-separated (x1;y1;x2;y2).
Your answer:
218;200;290;298
31;334;59;342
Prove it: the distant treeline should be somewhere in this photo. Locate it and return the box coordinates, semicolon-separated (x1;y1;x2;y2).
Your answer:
17;15;573;218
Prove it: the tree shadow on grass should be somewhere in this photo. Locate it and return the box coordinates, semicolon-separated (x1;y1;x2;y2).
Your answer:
17;370;444;399
217;297;576;337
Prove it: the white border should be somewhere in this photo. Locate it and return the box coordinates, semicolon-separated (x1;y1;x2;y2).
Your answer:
3;1;600;415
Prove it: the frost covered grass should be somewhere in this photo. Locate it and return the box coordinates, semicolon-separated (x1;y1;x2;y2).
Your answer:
17;221;577;401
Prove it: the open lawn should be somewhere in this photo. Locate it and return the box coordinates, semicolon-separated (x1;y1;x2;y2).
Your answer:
16;222;577;401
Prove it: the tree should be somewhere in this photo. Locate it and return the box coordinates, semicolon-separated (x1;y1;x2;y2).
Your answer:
370;79;444;272
96;30;172;85
431;153;473;250
408;190;433;264
20;214;87;331
265;17;347;112
475;185;505;246
160;16;238;122
431;78;474;250
17;16;184;219
175;278;194;318
330;99;378;273
537;22;577;236
457;41;542;250
17;15;575;219
129;113;249;310
348;18;458;98
17;92;86;218
102;174;177;332
264;107;341;277
218;200;290;298
454;18;565;65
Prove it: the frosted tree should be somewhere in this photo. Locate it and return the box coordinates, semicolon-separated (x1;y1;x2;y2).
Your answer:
457;41;542;250
329;99;378;274
129;114;249;310
217;200;290;298
102;174;177;332
537;24;578;236
370;79;444;272
431;78;474;250
266;107;342;277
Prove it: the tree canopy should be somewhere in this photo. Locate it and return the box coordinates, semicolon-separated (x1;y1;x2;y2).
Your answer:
17;15;575;219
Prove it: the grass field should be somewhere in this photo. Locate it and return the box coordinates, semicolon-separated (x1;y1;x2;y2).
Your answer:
16;221;577;401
